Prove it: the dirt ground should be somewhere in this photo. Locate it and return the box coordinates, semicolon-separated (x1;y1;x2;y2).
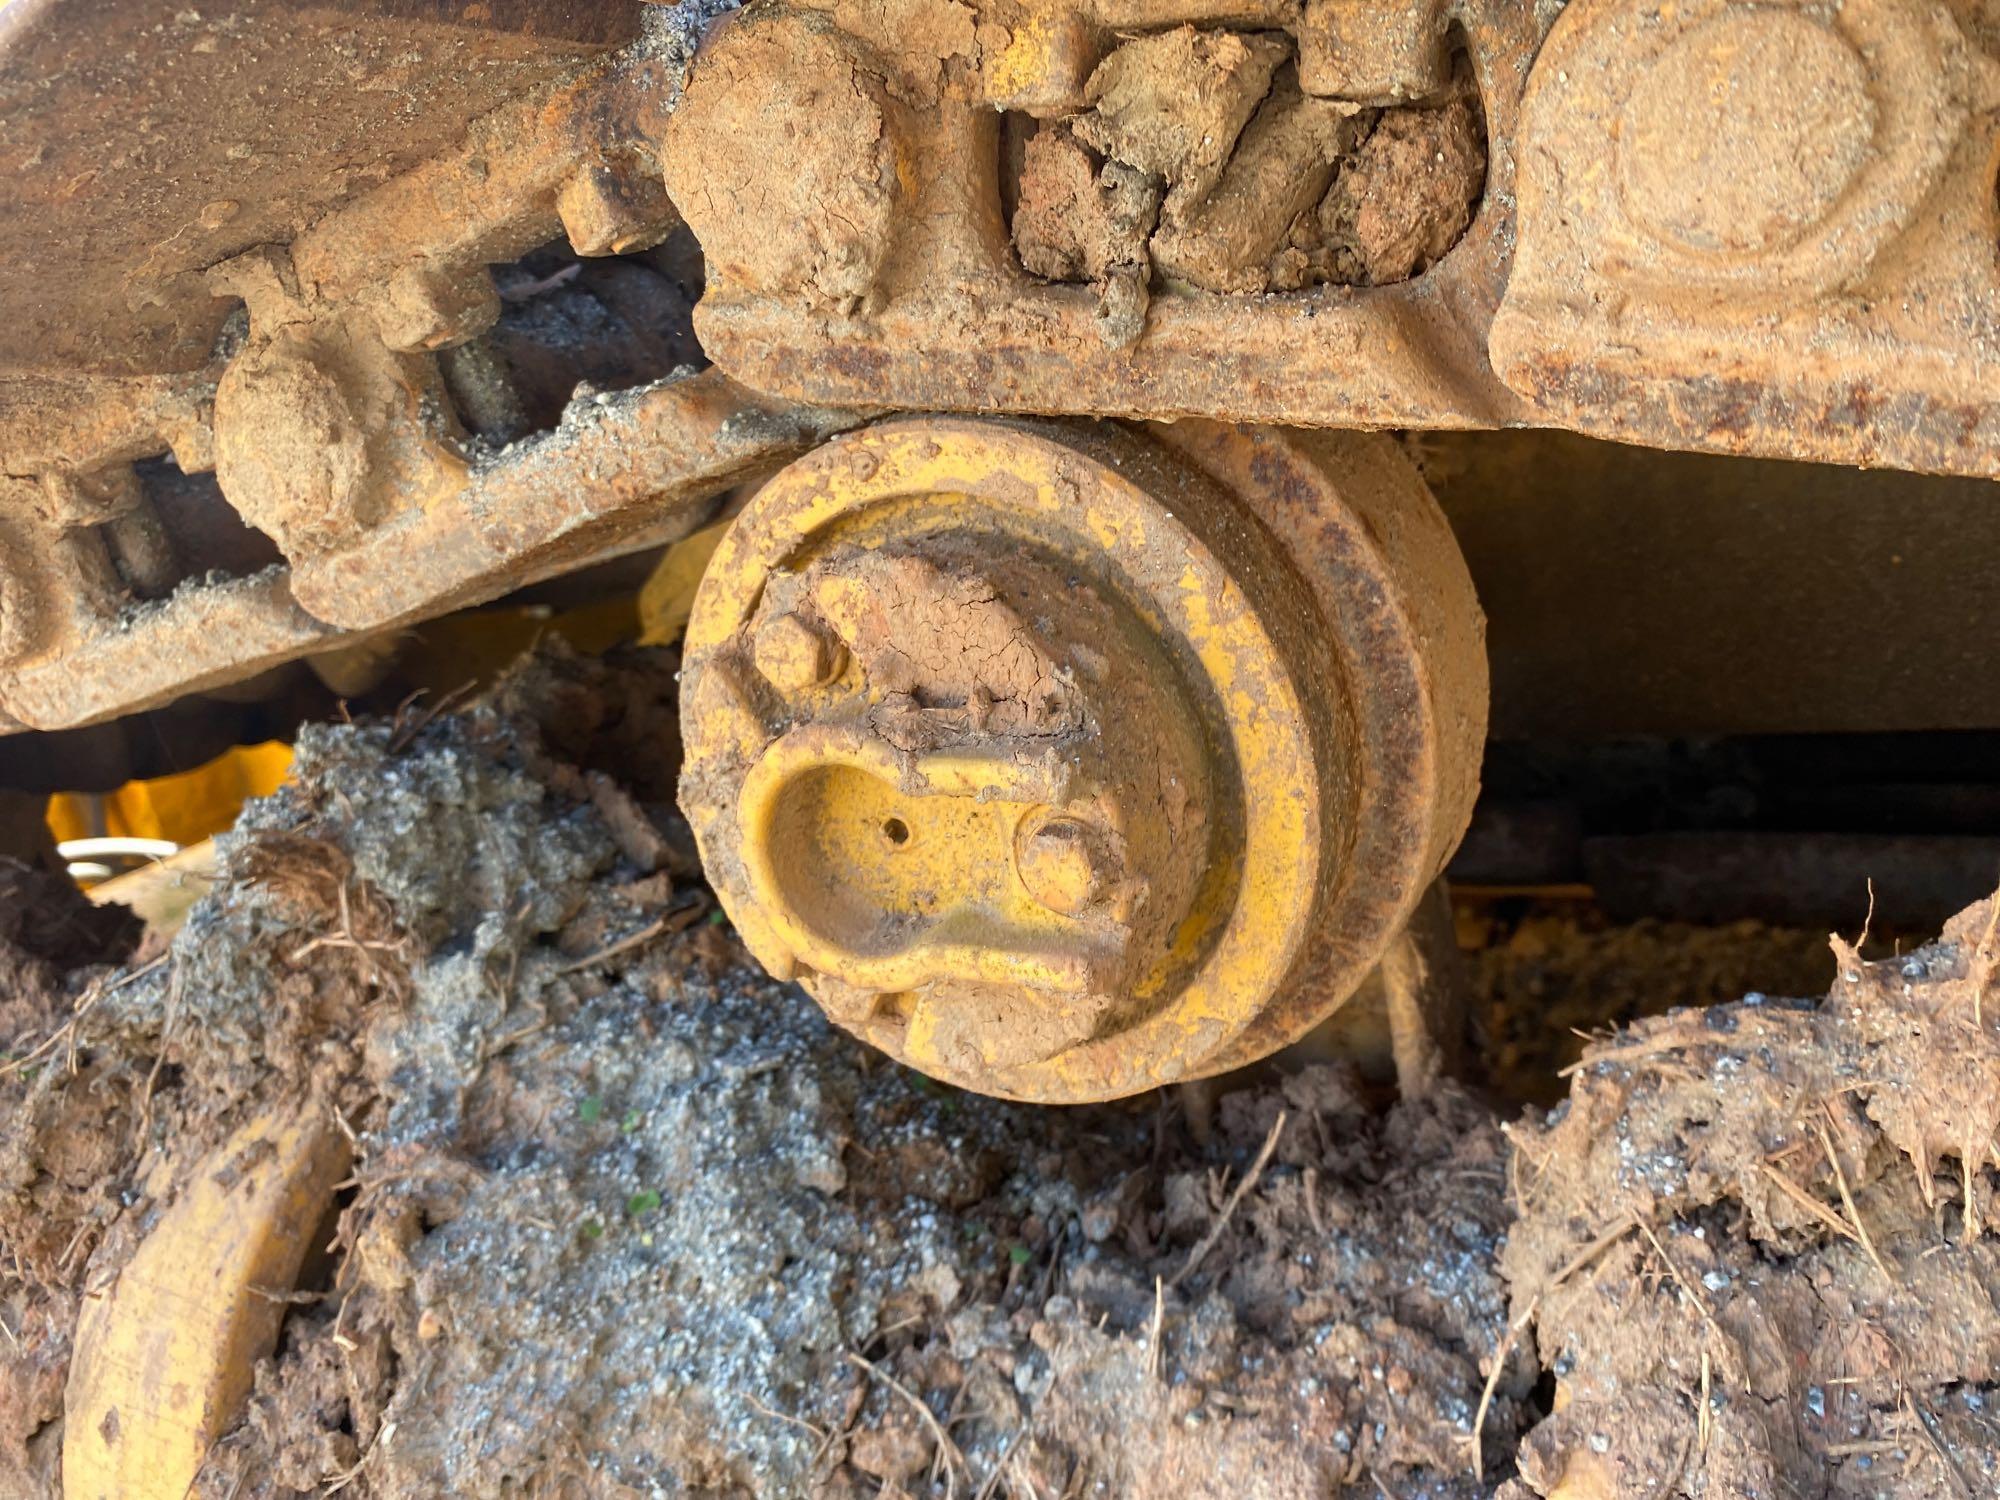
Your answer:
3;650;1997;1498
1463;905;1838;1110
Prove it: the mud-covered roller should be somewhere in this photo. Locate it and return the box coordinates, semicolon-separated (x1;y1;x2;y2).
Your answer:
678;418;1487;1102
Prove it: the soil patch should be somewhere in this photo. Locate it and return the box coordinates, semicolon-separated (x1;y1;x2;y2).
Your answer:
1464;903;1836;1108
3;662;1525;1498
1502;905;2000;1498
3;654;1997;1498
0;863;138;1496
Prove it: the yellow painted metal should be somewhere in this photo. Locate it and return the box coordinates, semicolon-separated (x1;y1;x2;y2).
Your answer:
46;741;294;853
62;1100;350;1500
637;517;732;647
680;417;1489;1101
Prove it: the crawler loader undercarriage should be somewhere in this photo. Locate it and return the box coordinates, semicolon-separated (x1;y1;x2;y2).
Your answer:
4;0;2000;1101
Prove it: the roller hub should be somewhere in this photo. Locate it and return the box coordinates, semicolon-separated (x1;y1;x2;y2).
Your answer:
679;418;1486;1102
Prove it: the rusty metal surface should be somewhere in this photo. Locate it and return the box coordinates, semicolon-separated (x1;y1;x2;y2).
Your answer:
669;0;1542;433
0;2;854;736
292;370;855;627
0;0;640;377
0;570;336;736
1489;0;2000;478
4;0;2000;741
664;0;2000;479
0;370;852;732
1154;419;1488;1079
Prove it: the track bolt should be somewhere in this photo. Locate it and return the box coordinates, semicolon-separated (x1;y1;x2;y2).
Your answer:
751;612;846;694
1015;815;1118;917
557;166;681;257
378;263;501;353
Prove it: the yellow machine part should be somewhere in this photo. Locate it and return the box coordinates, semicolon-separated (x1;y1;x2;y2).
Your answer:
43;597;647;870
677;416;1488;1103
391;595;642;688
62;1100;350;1500
637;518;732;647
680;419;1323;1100
46;741;294;852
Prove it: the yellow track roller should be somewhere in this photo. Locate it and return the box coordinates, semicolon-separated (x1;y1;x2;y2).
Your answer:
679;417;1487;1102
63;1100;350;1500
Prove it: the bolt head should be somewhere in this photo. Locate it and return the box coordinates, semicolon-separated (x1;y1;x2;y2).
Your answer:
751;612;846;693
557;166;681;258
379;264;500;353
1016;816;1118;917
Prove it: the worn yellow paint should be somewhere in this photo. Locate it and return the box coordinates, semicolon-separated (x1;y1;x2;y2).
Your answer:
636;517;732;646
736;727;1111;997
986;8;1061;101
63;1102;350;1500
682;419;1335;1102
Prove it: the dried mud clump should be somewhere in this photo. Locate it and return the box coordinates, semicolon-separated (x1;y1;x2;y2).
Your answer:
1150;70;1369;297
1279;97;1487;290
1500;901;2000;1498
1011;126;1159;347
664;9;904;311
1072;28;1289;207
1010;23;1487;337
1470;908;1835;1107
